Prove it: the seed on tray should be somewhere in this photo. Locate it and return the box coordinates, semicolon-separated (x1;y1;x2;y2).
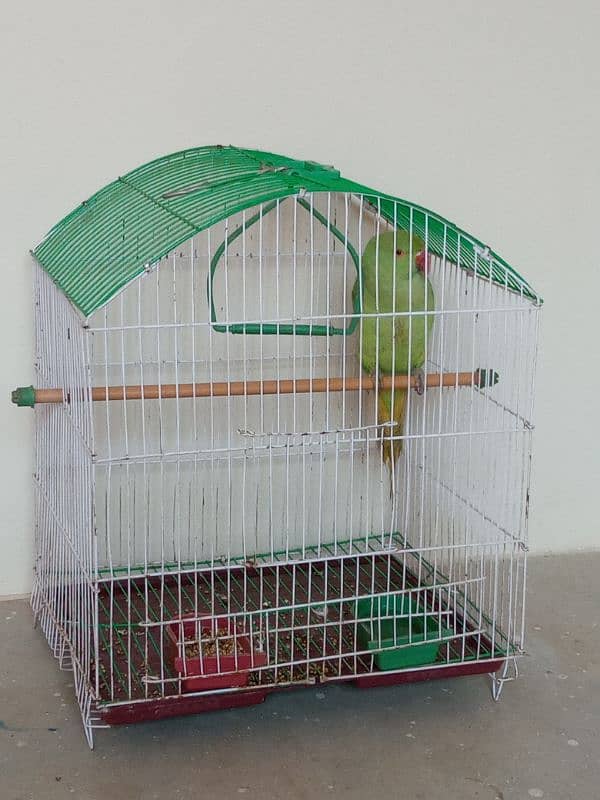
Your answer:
183;627;246;659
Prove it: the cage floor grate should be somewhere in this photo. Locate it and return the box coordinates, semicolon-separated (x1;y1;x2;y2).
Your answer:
94;551;505;721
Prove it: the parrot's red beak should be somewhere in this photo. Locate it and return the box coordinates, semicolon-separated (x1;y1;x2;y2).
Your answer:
415;251;429;274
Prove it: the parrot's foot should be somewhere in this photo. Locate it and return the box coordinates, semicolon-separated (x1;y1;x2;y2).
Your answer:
412;367;425;396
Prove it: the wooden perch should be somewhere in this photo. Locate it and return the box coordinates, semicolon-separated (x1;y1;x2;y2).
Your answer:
12;370;498;406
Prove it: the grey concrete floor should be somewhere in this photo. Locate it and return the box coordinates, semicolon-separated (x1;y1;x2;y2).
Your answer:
0;553;598;800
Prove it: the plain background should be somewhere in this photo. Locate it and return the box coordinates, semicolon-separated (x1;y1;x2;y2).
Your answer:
1;0;598;596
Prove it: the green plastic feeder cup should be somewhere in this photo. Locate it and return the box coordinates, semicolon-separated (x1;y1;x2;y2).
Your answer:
357;615;454;671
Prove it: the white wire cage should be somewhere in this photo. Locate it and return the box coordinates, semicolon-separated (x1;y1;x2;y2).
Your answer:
17;147;542;747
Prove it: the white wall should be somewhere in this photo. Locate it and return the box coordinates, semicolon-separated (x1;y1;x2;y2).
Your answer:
1;0;598;595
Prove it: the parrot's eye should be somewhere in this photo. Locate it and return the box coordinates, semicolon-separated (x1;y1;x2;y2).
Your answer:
396;249;404;256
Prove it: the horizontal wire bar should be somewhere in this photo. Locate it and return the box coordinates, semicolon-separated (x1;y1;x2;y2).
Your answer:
95;537;523;583
88;304;535;332
95;649;521;709
92;425;530;466
137;577;484;628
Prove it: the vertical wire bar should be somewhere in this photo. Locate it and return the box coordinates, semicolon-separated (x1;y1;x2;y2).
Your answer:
155;258;167;697
118;291;133;698
134;276;150;697
239;212;249;565
325;192;332;431
173;249;184;694
223;218;232;577
309;194;316;557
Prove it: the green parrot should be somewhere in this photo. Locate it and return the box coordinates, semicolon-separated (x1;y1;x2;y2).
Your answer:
353;230;435;477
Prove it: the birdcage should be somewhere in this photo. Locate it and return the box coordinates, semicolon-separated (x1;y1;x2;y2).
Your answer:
12;146;542;747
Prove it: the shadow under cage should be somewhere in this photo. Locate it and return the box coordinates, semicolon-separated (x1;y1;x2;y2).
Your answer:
13;146;542;747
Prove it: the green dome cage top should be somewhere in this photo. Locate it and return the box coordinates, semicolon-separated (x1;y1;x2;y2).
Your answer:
33;145;541;318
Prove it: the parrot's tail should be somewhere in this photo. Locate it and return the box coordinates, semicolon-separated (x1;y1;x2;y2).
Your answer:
378;388;408;488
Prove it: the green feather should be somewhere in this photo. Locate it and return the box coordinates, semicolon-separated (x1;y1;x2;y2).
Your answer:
354;230;435;478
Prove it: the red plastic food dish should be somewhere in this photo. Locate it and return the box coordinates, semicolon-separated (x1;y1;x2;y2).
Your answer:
166;613;268;692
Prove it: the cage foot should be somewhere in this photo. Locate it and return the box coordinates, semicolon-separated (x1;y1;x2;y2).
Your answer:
58;650;73;671
490;656;519;702
30;584;41;628
83;722;94;750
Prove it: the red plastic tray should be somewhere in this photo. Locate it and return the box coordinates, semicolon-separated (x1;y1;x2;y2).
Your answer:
166;613;268;692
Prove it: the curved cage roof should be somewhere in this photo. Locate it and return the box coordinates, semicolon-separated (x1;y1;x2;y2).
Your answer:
33;145;542;317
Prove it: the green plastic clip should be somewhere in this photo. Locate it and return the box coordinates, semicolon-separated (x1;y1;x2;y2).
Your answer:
301;160;341;178
11;385;36;407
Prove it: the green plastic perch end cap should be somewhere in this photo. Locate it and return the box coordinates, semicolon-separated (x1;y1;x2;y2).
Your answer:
11;385;36;408
476;369;500;389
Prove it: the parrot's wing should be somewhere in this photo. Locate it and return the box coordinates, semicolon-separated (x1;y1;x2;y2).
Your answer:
426;279;435;332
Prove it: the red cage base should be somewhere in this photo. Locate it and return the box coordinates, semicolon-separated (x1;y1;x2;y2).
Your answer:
100;658;505;725
94;553;507;726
